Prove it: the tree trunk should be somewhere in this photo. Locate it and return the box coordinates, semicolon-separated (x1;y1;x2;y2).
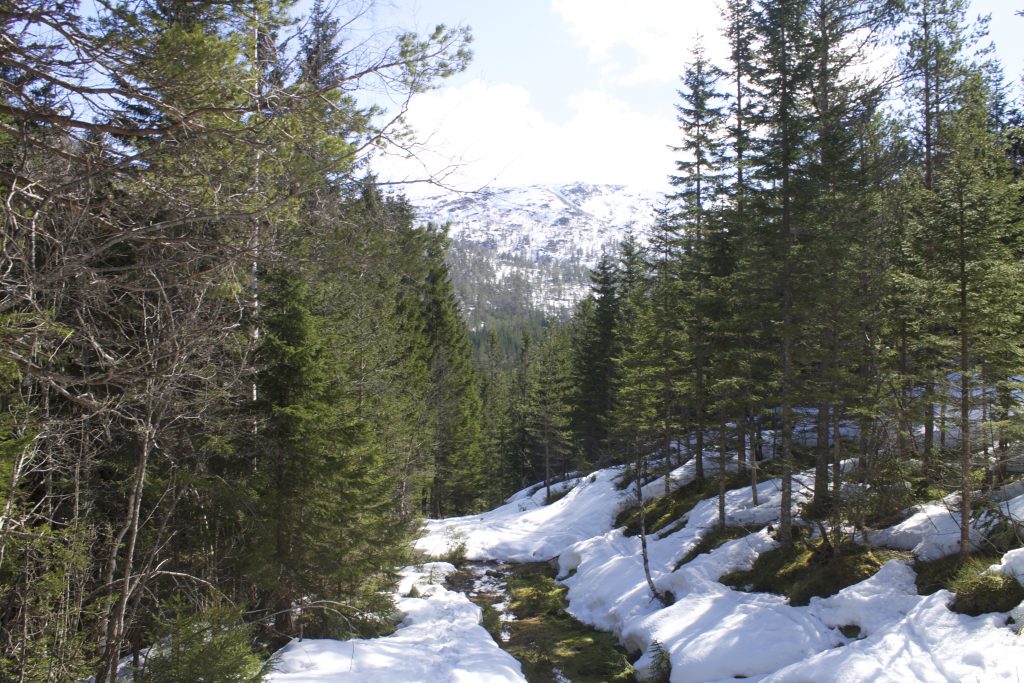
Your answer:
923;382;935;474
97;420;154;683
749;416;759;506
695;366;705;483
958;219;971;561
814;403;830;511
718;422;728;530
544;437;552;503
831;406;843;548
634;452;663;604
736;415;747;476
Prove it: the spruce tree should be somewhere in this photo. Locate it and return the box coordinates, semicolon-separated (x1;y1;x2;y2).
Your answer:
671;41;728;485
573;254;620;465
525;327;577;501
751;0;815;548
910;75;1024;559
801;0;896;518
645;205;689;493
897;0;989;469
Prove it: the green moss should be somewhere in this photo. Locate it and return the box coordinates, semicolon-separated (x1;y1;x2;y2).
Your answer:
481;603;503;641
948;558;1024;616
674;526;753;570
985;521;1024;554
425;538;468;567
503;563;637;683
615;472;751;538
913;553;1002;596
721;541;909;606
508;564;568;617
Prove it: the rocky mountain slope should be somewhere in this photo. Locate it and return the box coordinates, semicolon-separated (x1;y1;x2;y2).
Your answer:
415;183;660;324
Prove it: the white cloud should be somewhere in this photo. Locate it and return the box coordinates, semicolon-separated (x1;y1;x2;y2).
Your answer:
550;0;728;85
373;80;678;196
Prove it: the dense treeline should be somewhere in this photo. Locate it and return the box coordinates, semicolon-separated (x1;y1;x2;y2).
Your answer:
0;1;485;680
489;0;1023;568
3;0;1023;678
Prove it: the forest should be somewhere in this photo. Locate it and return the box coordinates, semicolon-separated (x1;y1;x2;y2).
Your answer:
1;0;1023;681
494;0;1023;557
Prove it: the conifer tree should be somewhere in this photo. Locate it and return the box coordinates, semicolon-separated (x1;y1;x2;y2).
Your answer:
420;227;485;517
671;41;728;484
896;0;989;469
801;0;896;517
611;271;671;601
244;266;372;637
910;75;1024;559
525;328;577;501
719;0;771;504
645;205;689;492
750;0;815;548
573;254;620;464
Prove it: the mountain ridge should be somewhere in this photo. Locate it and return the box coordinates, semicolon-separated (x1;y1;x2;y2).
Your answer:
414;182;660;324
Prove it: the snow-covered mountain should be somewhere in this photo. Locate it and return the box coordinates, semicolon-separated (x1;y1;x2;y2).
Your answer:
415;183;660;322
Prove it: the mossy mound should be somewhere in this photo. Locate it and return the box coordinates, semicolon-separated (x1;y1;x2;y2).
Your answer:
721;541;908;606
912;553;1002;596
948;558;1024;616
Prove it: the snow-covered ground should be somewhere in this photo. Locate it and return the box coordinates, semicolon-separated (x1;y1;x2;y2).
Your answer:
416;468;629;562
415;456;1024;682
266;563;525;683
269;453;1024;682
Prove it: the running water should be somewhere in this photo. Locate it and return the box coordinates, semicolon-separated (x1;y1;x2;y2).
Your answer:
448;562;517;642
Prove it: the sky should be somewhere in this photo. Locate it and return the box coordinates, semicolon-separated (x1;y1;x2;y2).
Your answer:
366;0;1024;197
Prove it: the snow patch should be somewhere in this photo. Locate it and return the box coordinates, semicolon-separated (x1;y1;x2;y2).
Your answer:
267;564;525;683
762;591;1024;683
989;548;1024;586
868;502;986;560
416;468;628;562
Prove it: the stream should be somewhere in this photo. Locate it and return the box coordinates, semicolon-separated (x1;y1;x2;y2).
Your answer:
446;562;636;683
447;562;517;642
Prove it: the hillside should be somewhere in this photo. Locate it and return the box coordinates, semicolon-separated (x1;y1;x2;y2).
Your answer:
272;450;1024;682
415;183;660;326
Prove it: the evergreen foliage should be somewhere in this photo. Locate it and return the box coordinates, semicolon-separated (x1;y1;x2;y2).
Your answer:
572;254;622;464
2;0;1024;678
0;1;474;678
484;0;1024;579
140;601;264;683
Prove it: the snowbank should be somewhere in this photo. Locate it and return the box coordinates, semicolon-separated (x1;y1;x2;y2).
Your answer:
989;548;1024;586
630;583;840;683
474;459;1024;683
266;564;525;683
558;471;812;639
868;501;986;560
399;456;1024;682
999;489;1024;525
866;486;1024;561
416;467;628;562
807;560;921;635
763;590;1024;682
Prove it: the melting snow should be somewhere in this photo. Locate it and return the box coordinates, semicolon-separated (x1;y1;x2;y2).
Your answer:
266;563;525;683
271;456;1024;682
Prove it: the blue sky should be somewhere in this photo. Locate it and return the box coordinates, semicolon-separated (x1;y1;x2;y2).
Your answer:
368;0;1024;196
